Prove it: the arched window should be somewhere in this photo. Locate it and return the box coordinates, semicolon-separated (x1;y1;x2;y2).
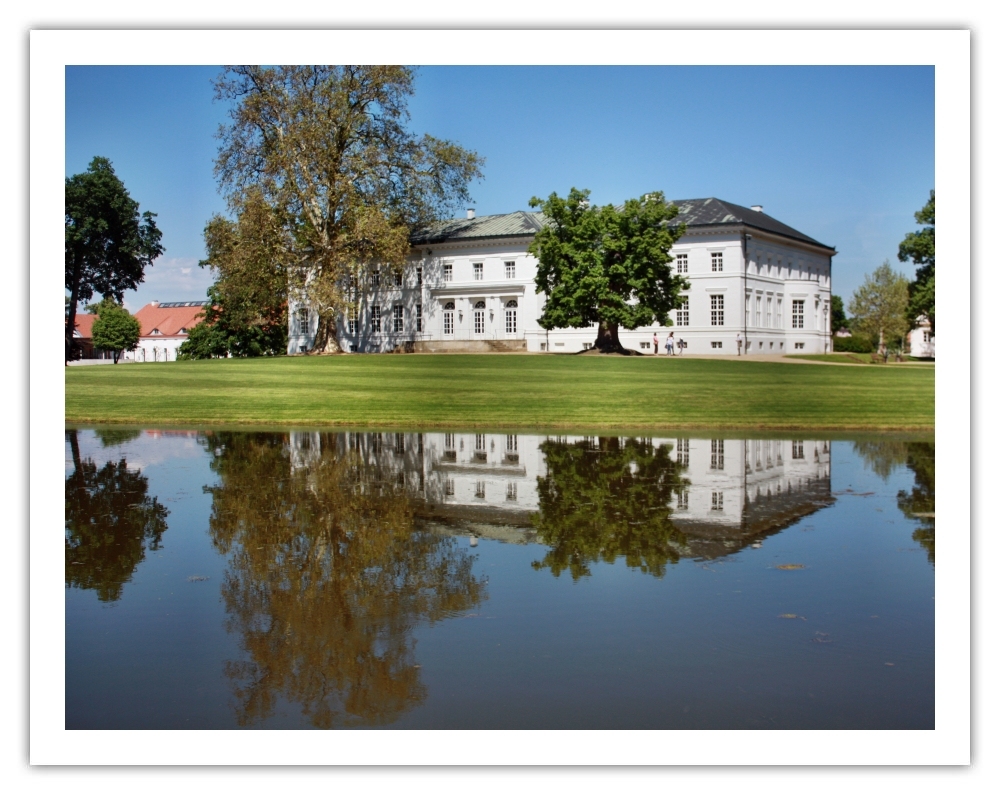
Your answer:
443;301;455;336
473;300;486;335
505;299;518;335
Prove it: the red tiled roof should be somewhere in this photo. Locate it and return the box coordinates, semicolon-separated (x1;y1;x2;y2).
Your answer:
73;314;97;338
134;302;211;338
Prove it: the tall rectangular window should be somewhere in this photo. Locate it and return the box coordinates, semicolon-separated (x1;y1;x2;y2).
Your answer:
370;269;380;288
347;308;357;335
415;304;422;332
766;296;773;328
710;294;724;326
371;305;381;333
675;438;689;467
777;298;783;328
676;297;689;326
792;440;804;459
393;304;403;332
711;439;724;470
473;262;483;280
755;295;762;327
505;261;516;279
711;252;724;272
675;253;688;273
745;293;750;326
416;266;423;287
443;263;453;282
506;482;517;502
393;271;403;287
792;299;805;329
711;492;724;511
297;307;309;334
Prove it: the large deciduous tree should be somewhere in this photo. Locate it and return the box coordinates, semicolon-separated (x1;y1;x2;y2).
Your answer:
89;298;141;363
848;260;911;358
65;157;163;363
529;188;688;354
211;66;484;353
898;190;935;332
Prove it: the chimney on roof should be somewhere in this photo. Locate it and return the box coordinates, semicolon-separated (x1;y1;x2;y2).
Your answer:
467;208;476;219
150;300;159;307
751;205;763;213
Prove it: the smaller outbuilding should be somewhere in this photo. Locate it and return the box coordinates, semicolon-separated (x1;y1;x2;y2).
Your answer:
908;315;935;359
120;301;211;362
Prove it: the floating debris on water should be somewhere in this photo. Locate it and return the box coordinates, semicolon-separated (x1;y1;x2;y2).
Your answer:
186;575;209;582
778;614;807;620
775;564;805;570
813;632;833;643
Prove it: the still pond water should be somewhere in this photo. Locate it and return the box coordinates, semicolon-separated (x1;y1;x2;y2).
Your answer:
66;428;934;730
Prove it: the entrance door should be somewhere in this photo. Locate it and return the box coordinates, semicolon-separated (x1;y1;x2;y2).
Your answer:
504;299;518;337
473;300;486;336
443;301;455;336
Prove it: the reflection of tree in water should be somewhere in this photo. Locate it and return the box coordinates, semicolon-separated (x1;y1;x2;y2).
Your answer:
204;432;487;728
64;429;169;602
897;442;934;565
532;437;689;579
94;427;143;448
853;439;911;480
853;439;934;565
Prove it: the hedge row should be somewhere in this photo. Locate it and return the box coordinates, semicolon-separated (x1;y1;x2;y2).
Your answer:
833;334;875;353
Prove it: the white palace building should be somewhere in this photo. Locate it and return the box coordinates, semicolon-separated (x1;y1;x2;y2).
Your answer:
288;198;836;356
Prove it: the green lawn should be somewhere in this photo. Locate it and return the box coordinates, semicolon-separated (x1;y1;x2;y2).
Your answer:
787;353;936;366
65;354;934;431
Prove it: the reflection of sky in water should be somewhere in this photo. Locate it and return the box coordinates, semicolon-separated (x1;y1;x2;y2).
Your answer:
65;429;933;730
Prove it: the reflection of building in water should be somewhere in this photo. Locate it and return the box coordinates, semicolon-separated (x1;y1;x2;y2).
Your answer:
286;432;832;557
667;437;832;558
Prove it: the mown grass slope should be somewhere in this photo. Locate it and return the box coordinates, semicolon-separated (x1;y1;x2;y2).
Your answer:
65;354;934;430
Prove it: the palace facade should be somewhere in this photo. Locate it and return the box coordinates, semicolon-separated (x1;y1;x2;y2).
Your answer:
288;198;836;356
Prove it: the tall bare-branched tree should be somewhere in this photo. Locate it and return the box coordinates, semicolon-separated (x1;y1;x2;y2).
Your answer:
210;66;484;352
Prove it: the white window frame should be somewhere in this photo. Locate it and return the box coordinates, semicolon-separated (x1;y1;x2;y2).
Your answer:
393;304;403;333
443;263;453;283
473;262;484;281
415;303;422;332
676;297;689;326
755;295;762;327
792;299;804;329
371;305;381;333
675;253;688;274
711;251;724;272
710;294;724;326
505;261;516;279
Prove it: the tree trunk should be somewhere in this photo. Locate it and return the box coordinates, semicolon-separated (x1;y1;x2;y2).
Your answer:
68;428;81;473
66;256;82;364
593;322;632;354
310;314;343;354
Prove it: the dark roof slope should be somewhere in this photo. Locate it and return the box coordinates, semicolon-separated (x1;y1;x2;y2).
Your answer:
410;200;834;252
410;211;545;245
665;198;835;252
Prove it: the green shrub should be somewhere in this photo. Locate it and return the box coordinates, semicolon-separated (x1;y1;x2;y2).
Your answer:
834;334;874;353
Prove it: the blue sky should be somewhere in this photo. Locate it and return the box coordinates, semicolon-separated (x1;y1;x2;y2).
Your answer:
66;65;934;313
